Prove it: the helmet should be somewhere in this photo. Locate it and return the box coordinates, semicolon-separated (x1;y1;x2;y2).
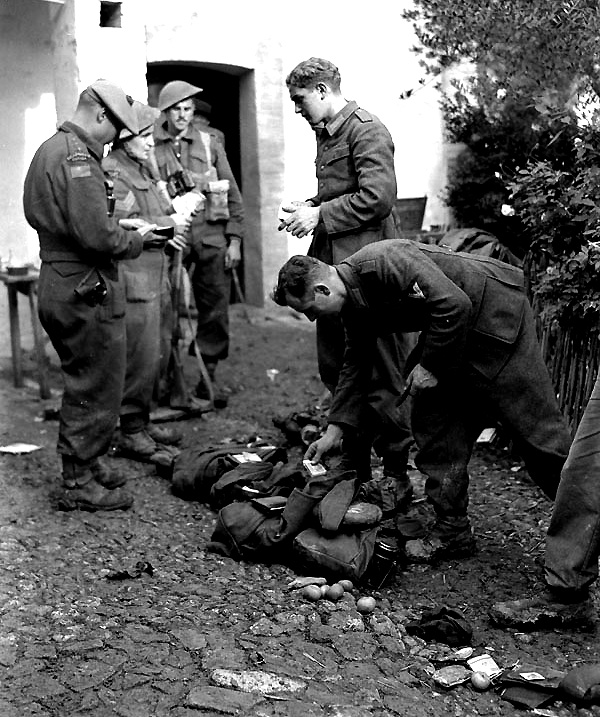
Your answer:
157;80;203;112
119;101;160;140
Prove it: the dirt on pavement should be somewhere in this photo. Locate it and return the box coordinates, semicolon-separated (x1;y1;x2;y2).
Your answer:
1;303;599;717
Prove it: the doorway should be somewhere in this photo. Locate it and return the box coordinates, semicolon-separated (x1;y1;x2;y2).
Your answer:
147;61;261;305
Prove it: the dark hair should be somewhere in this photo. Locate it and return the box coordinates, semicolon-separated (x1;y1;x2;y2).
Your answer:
285;58;341;91
271;255;323;306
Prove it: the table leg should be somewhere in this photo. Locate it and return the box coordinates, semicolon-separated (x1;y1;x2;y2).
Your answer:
27;287;51;400
7;284;23;387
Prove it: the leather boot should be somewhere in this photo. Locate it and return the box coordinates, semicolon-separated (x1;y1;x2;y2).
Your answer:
59;457;133;512
146;423;182;446
90;457;127;489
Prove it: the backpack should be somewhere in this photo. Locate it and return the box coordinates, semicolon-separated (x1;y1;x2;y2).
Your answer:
292;526;380;582
171;444;287;501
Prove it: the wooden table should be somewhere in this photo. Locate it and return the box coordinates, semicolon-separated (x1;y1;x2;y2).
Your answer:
0;269;51;399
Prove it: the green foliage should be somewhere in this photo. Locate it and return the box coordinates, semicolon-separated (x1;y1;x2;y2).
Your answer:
406;0;600;329
509;130;600;329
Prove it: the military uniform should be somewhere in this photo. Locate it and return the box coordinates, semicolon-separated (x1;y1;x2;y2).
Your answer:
307;101;412;486
153;121;244;365
23;122;143;466
330;239;571;518
103;147;176;434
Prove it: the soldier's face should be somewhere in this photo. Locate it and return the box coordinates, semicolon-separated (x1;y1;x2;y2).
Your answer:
166;100;195;135
288;85;327;127
285;284;344;321
125;128;154;162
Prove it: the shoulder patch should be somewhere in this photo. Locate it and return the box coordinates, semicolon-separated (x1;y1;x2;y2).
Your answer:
355;108;373;123
70;164;91;178
357;258;378;274
115;191;136;213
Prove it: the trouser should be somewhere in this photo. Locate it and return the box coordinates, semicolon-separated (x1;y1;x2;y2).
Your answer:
411;329;571;518
119;251;165;432
188;243;230;364
316;314;414;479
545;372;600;592
38;262;126;463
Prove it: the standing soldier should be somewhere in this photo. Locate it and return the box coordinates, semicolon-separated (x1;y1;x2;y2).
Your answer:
103;101;190;462
23;80;145;511
279;58;413;515
154;80;244;408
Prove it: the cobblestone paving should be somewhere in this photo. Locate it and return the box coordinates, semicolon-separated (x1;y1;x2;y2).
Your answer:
1;309;600;717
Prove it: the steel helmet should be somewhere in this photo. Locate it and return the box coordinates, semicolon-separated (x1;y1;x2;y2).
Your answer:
157;80;203;112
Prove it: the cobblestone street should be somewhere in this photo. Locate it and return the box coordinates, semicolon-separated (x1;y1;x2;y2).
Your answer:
1;307;600;717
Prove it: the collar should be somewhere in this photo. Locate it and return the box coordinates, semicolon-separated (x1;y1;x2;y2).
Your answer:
60;121;104;160
322;100;358;138
107;146;151;177
336;262;368;309
154;120;194;143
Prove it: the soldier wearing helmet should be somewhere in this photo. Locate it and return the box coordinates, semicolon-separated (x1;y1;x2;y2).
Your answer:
22;80;146;512
154;80;245;408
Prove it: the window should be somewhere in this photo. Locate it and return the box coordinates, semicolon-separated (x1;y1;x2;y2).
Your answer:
100;2;122;28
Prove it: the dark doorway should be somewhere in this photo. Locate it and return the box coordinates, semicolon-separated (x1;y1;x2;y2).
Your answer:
146;62;242;188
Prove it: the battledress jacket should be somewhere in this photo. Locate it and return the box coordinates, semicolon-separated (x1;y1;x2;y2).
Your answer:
328;239;529;429
153;121;244;249
23;121;143;275
308;100;397;264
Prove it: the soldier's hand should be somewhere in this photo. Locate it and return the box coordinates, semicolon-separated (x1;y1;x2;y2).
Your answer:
304;424;343;463
406;364;438;395
119;217;155;235
278;202;319;237
225;238;241;270
167;234;187;252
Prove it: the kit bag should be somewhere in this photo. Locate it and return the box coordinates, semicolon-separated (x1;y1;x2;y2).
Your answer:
292;525;380;582
171;444;287;502
209;461;304;510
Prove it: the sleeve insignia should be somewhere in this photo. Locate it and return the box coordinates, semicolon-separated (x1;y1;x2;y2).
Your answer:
70;164;91;178
115;191;136;213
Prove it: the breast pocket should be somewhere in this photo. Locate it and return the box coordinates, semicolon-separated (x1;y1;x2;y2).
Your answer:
318;144;353;185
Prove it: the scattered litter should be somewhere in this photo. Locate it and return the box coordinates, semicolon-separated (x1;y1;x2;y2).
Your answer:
0;443;42;454
467;653;502;678
106;561;154;581
406;605;473;647
476;427;497;443
432;664;472;688
266;369;280;381
510;465;522;472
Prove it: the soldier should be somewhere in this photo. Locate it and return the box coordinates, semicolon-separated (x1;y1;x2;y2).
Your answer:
273;240;572;562
154;80;244;408
103;101;189;462
279;58;413;514
23;80;146;511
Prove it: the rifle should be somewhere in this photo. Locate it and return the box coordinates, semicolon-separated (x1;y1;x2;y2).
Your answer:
166;249;191;410
232;266;253;325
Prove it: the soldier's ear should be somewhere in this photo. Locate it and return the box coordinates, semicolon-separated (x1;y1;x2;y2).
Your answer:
314;283;331;296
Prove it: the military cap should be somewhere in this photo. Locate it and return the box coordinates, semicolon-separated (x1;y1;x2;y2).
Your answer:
86;79;138;135
194;99;212;117
158;80;203;112
119;101;160;140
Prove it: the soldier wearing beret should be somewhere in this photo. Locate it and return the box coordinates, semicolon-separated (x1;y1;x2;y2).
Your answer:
103;101;190;462
154;80;245;407
273;240;572;561
23;80;146;511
